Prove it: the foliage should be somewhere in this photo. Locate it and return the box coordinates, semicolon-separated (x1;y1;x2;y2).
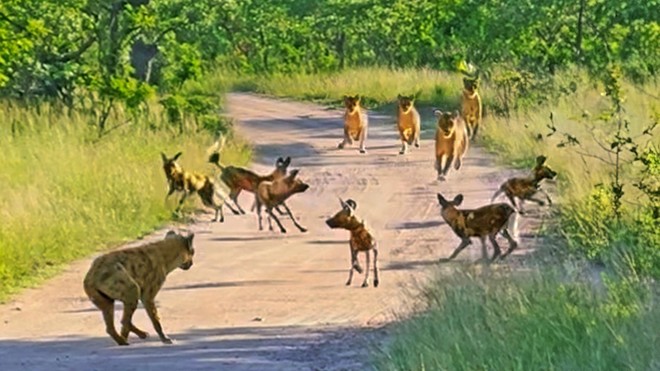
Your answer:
374;268;659;371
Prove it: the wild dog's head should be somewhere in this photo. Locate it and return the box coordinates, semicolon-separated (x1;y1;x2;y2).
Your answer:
343;95;361;114
161;152;183;179
284;169;310;195
437;193;464;210
532;155;557;182
165;230;195;270
463;77;479;93
326;198;358;229
397;94;415;113
275;156;292;176
434;109;462;137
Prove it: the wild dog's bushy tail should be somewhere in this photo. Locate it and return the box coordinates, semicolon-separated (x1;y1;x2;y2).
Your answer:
207;135;227;170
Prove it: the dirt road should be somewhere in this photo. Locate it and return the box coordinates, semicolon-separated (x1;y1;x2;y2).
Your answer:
0;93;538;370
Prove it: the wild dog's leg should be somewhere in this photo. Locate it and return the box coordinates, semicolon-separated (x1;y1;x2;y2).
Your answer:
361;250;371;287
505;193;523;214
527;195;547;206
89;290;127;345
267;208;274;231
346;245;359;286
230;189;246;214
500;229;519;258
489;234;503;261
441;238;472;261
142;299;172;344
372;245;379;288
175;192;190;213
538;188;553;206
280;202;307;233
479;236;489;261
214;206;224;223
256;198;264;231
266;208;287;233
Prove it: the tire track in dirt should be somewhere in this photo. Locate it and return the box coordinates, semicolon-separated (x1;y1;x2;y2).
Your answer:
0;93;542;370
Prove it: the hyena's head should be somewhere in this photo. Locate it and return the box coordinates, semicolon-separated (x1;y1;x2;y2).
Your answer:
274;156;292;176
285;169;310;195
326;198;358;229
161;152;183;180
165;230;195;270
532;155;557;182
434;109;461;137
463;77;479;93
397;94;415;113
343;95;361;114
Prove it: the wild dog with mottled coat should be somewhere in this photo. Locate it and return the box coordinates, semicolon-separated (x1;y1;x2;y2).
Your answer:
338;95;369;154
491;155;557;215
437;193;518;261
434;109;470;181
396;94;421;155
461;77;483;139
208;139;291;214
255;169;310;233
326;198;379;288
161;152;237;222
83;230;195;346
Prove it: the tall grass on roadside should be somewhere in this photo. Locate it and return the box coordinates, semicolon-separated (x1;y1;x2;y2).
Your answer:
0;101;250;301
375;267;659;371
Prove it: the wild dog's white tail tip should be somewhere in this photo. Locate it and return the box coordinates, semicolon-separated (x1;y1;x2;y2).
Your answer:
507;210;519;240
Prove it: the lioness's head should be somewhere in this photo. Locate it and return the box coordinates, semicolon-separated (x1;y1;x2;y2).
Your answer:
463;77;479;93
343;95;361;114
434;109;462;137
165;230;195;270
397;94;415;113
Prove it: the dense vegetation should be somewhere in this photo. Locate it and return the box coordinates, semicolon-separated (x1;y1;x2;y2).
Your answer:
1;0;658;368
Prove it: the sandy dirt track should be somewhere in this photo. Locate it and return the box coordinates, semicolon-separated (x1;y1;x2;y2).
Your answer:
0;93;541;370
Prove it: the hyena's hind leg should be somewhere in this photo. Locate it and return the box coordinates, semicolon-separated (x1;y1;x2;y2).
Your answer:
86;288;127;345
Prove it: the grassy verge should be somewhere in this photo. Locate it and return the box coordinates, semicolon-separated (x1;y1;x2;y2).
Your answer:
0;101;250;302
374;267;658;370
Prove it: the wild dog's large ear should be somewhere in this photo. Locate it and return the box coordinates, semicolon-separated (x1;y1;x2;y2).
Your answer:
437;193;448;207
433;109;443;118
355;95;360;101
161;152;168;163
173;152;182;161
165;230;178;238
397;94;403;100
289;169;300;178
345;199;357;210
536;155;547;166
453;194;464;206
284;156;291;166
276;157;284;165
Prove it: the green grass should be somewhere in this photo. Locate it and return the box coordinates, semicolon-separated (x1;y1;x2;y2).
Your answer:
0;101;250;301
374;267;659;371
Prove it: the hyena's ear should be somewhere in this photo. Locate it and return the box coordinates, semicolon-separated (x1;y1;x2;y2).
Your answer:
536;155;547;166
173;152;182;161
453;194;464;206
437;193;448;208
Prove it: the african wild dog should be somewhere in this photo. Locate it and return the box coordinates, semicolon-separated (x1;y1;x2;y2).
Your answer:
326;198;379;288
491;155;558;215
83;230;195;346
396;94;421;155
437;193;518;262
160;152;237;222
208;139;291;215
255;169;310;233
461;76;483;140
337;95;369;154
434;109;470;181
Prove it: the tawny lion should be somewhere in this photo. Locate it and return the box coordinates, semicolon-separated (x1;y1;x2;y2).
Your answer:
434;109;470;181
83;230;195;346
326;198;379;288
437;193;518;262
461;77;482;140
337;95;369;154
161;152;238;222
396;94;421;155
491;155;558;215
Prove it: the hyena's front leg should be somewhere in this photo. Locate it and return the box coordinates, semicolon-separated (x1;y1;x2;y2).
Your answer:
143;299;172;344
